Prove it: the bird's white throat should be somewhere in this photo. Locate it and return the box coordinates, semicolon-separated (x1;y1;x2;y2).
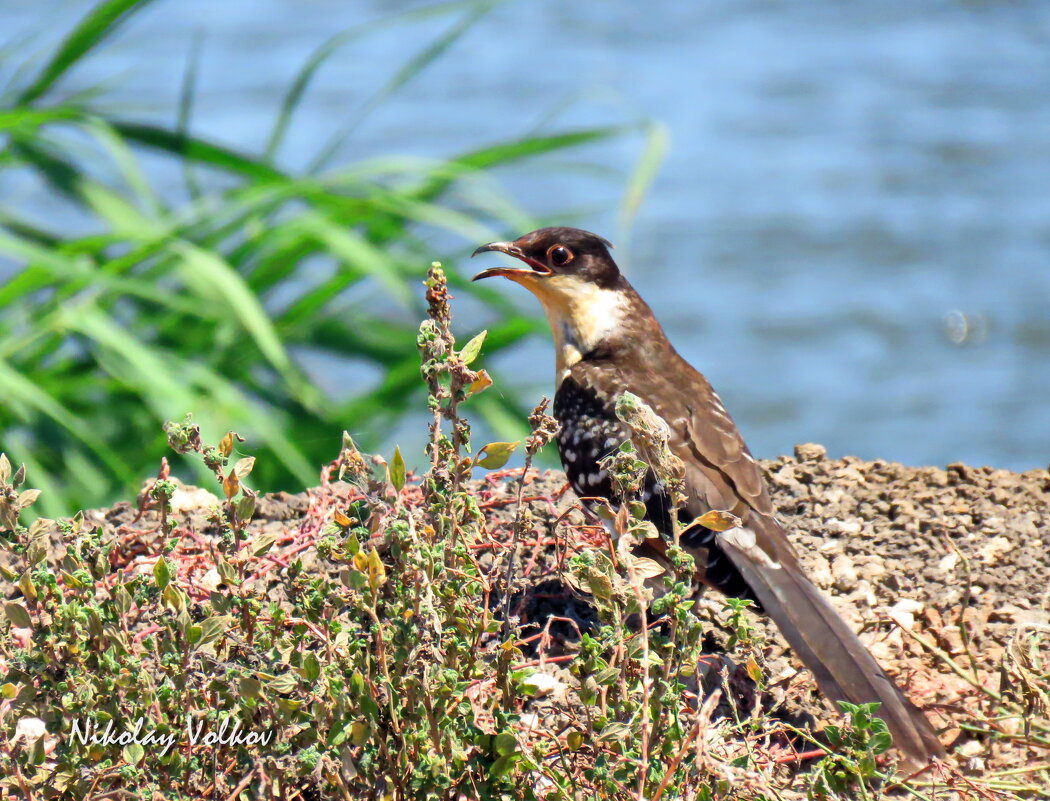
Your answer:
526;275;629;379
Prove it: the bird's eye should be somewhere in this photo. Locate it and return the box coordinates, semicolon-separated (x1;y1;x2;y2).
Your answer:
548;245;573;266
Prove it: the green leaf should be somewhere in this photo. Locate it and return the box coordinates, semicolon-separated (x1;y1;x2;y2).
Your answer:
493;731;517;756
597;722;632;743
236;493;258;523
303;652;321;683
4;602;32;629
474;441;518;469
250;532;276;557
350;670;365;697
153;557;171;591
869;731;892;754
489;752;517;780
350;720;369;746
359;693;380;720
268;673;298;694
458;329;487;365
196;615;231;647
390;445;406;492
123;742;145;766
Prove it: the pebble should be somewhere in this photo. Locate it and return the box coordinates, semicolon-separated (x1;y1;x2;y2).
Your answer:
831;554;858;591
886;598;925;630
808;553;833;588
977;535;1012;564
826;517;862;535
794;442;827;461
937;551;959;572
524;672;564;696
14;717;46;747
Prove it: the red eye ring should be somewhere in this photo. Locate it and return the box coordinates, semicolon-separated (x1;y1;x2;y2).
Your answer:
548;245;574;266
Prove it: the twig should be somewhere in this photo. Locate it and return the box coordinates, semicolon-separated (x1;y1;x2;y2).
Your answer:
224;765;256;801
891;615;1005;702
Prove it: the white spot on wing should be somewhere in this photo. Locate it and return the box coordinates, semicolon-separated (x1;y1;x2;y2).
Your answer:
719;526;781;570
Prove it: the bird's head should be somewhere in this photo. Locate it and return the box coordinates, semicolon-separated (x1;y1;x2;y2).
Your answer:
472;227;644;376
471;226;620;288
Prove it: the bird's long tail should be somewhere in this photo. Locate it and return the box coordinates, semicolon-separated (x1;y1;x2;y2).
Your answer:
717;517;945;772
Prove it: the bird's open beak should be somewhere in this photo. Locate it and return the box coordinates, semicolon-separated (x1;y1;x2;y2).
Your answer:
471;241;551;281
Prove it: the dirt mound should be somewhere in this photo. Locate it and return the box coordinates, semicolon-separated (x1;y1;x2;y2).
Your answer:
491;446;1050;786
7;446;1049;797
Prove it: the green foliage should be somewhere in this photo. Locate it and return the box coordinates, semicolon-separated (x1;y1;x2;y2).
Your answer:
0;0;630;515
808;702;894;800
0;266;555;799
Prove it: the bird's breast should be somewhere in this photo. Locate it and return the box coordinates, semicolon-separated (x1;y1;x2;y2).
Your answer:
553;376;625;504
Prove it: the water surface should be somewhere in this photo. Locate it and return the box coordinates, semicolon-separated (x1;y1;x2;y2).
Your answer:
4;0;1049;470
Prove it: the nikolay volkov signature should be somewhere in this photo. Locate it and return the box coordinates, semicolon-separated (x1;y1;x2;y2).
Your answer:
71;716;274;757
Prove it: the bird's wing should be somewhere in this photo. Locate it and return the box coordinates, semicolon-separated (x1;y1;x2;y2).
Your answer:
619;355;803;566
568;353;775;526
574;354;944;769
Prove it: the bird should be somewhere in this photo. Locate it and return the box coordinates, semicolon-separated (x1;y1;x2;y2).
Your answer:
472;226;944;770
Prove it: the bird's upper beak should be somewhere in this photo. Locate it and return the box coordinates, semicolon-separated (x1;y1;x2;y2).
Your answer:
471;241;551;281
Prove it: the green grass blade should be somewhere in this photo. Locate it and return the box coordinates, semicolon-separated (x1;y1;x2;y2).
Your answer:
309;1;496;172
0;212;62;247
617;121;668;246
171;244;294;373
111;121;287;182
80;116;163;218
8;137;87;204
0;229;204;317
295;211;413;308
61;303;196;414
0;107;83;131
449;127;625;173
0;356;133;482
177;31;204;201
407;127;627;207
265;0;477;160
79;181;161;236
17;0;159;104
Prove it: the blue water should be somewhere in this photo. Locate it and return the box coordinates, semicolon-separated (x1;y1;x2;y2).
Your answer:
4;0;1050;471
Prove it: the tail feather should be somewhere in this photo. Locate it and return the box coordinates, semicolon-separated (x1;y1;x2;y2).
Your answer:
718;523;945;771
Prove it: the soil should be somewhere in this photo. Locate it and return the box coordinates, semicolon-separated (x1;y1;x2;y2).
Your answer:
14;445;1050;797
